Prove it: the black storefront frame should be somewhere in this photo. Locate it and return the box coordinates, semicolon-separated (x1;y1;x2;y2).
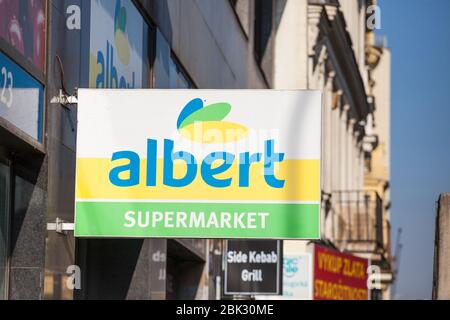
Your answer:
0;150;48;300
0;156;11;300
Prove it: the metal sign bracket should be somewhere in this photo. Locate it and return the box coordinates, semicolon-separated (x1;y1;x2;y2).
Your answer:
50;89;78;108
47;218;75;235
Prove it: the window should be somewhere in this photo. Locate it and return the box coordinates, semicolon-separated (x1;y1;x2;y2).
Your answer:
154;29;194;89
0;159;42;300
254;0;273;65
0;51;44;142
0;0;46;72
88;0;151;88
0;0;46;143
168;55;193;89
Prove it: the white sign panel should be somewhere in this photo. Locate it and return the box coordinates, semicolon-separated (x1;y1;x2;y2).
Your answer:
75;89;321;239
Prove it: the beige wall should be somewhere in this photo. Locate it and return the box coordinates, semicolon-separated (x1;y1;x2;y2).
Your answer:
273;0;309;89
369;48;391;185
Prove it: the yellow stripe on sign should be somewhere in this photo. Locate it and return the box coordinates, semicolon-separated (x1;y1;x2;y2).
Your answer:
75;158;320;201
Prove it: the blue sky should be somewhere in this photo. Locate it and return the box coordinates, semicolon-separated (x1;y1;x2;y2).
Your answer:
377;0;450;299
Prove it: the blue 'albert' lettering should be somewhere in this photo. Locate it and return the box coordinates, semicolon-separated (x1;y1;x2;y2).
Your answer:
163;139;197;187
239;152;262;187
109;139;285;188
201;152;235;188
264;140;285;188
109;151;140;187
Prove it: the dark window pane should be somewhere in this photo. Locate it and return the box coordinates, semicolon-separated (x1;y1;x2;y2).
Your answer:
254;0;273;64
155;29;193;89
0;0;46;72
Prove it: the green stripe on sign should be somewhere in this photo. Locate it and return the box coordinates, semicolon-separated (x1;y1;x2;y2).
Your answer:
74;202;320;239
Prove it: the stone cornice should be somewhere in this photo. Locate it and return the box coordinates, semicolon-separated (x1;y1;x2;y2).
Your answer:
311;2;371;123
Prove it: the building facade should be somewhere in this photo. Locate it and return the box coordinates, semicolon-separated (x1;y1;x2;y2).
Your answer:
0;0;392;300
271;0;392;300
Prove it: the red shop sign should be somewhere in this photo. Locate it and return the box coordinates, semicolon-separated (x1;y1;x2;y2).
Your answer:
313;245;368;300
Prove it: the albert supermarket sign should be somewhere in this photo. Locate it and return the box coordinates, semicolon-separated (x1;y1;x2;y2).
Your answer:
74;89;321;239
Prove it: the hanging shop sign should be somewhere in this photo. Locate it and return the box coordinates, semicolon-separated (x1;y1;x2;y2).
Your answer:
74;89;321;238
89;0;147;88
0;51;43;141
282;253;313;299
313;245;369;300
224;240;281;295
255;250;313;300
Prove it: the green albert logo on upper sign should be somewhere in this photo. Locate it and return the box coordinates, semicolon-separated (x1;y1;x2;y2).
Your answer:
114;0;131;66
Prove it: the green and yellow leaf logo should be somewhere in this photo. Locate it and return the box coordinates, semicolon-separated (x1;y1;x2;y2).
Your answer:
177;98;248;144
